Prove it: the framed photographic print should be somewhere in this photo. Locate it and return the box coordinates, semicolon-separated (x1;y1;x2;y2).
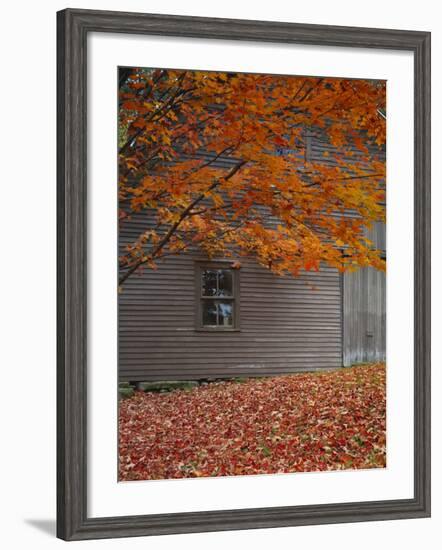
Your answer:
57;8;431;541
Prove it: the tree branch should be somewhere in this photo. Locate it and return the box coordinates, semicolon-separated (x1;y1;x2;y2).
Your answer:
119;159;247;285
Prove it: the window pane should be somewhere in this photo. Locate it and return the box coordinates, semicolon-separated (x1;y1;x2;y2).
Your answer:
202;270;218;296
202;299;218;326
201;300;234;327
218;301;233;326
201;268;233;297
218;270;233;297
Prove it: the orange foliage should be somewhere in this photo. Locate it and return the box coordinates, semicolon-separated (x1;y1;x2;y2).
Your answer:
118;68;386;285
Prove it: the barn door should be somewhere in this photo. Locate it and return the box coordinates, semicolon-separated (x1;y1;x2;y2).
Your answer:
342;266;386;367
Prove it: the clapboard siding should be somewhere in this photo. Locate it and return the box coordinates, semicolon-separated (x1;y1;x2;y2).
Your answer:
119;253;342;381
309;128;386;164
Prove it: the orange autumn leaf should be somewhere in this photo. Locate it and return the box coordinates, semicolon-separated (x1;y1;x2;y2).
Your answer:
118;68;386;285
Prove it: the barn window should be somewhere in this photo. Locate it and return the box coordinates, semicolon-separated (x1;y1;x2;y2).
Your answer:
196;263;239;330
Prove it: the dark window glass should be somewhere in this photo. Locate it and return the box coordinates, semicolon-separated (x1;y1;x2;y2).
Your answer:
202;300;234;327
202;270;218;296
202;269;233;297
217;301;233;326
202;299;218;326
218;270;233;296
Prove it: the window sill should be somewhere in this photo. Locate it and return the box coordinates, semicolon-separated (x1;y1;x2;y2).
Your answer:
195;328;241;332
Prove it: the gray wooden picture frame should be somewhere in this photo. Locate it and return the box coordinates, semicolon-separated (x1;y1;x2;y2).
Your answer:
57;8;431;541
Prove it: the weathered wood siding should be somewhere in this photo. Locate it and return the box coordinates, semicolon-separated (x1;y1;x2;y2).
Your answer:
342;219;386;366
119;252;342;381
342;266;386;366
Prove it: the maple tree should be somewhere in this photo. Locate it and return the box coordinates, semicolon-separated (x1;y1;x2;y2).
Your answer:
118;68;386;286
119;363;386;480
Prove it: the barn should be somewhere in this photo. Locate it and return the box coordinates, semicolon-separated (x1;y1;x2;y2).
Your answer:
118;131;386;383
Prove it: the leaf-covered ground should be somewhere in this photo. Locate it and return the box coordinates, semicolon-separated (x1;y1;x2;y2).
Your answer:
119;363;386;481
